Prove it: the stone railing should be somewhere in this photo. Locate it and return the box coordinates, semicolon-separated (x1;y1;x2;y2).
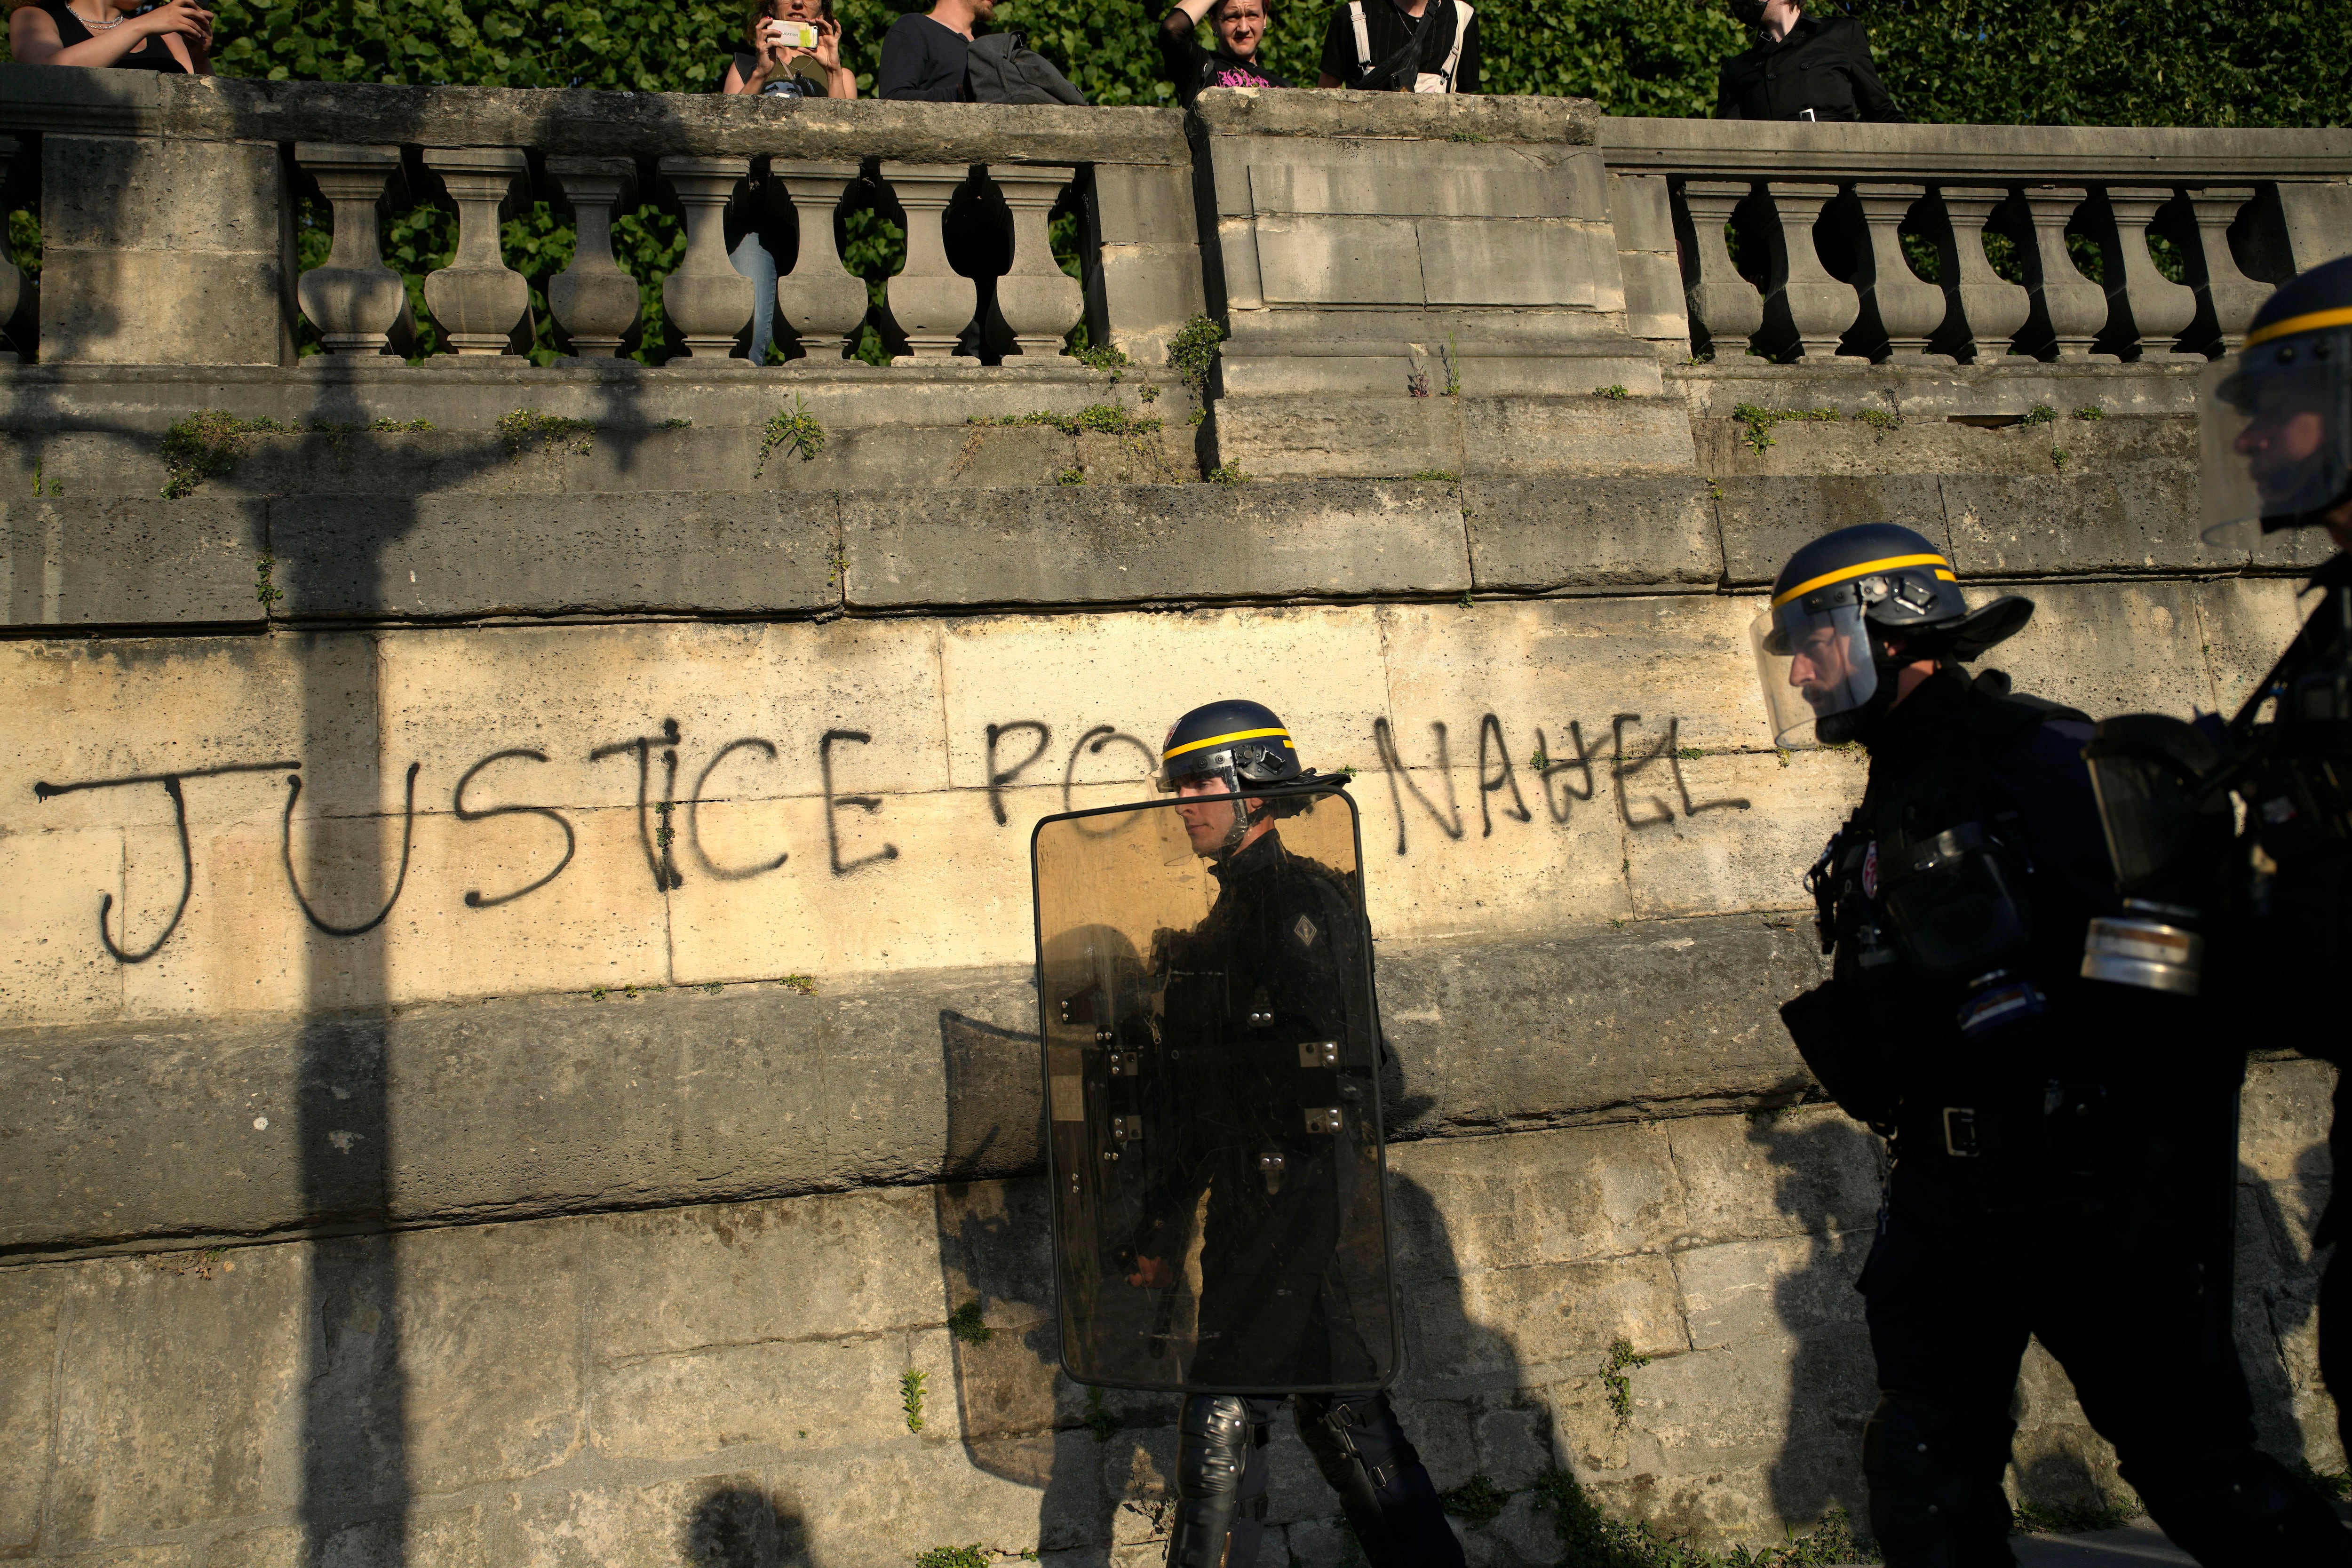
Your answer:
0;66;1202;369
1599;118;2352;366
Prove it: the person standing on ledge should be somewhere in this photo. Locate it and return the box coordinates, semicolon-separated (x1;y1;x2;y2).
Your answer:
877;0;993;100
1714;0;1905;122
1315;0;1477;93
1158;0;1289;107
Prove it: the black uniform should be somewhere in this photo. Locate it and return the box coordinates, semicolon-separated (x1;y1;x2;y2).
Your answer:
1713;14;1906;123
2226;553;2352;1463
1786;667;2344;1567
1136;828;1460;1568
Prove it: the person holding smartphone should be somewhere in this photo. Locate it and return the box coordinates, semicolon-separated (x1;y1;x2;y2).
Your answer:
716;0;855;365
9;0;213;73
722;0;856;99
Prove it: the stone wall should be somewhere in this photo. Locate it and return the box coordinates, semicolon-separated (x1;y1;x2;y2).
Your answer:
2;84;2348;1568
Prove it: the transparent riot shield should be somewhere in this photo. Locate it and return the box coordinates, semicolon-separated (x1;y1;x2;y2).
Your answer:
1030;785;1397;1394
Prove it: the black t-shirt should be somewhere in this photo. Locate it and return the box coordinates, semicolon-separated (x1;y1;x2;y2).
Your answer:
1317;0;1478;93
877;12;971;101
1156;11;1289;106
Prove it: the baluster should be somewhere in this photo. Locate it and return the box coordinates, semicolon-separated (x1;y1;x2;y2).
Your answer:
1851;183;1949;362
1938;187;2030;363
2101;187;2201;362
546;156;641;359
879;162;980;363
419;147;530;357
770;160;870;360
2181;185;2268;354
986;163;1083;360
657;156;755;358
2016;185;2111;361
1677;180;1764;361
0;135;24;364
1762;182;1859;361
292;143;409;358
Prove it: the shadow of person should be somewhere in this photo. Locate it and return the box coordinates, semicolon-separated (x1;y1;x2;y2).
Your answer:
1748;1104;1887;1535
679;1480;811;1568
2235;1143;2337;1472
935;1005;1145;1559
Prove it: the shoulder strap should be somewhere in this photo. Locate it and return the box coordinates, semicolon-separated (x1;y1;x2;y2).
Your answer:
1436;0;1469;82
1349;1;1371;70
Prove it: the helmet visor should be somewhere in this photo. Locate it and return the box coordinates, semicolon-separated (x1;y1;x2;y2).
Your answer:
2200;331;2352;545
1752;599;1878;748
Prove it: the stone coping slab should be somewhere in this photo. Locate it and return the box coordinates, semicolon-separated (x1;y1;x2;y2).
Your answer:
1191;86;1597;147
0;67;1191;166
1601;113;2352;181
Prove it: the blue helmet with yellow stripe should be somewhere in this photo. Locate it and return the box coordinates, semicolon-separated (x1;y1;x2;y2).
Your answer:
1753;523;2032;746
2202;255;2352;543
1156;699;1305;792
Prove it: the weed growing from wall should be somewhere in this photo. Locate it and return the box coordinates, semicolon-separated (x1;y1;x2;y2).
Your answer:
1534;1470;1878;1568
912;1546;990;1568
2073;405;2106;421
779;974;817;995
758;395;826;475
899;1368;926;1432
947;1301;992;1345
2021;404;2057;427
254;555;284;607
160;411;294;498
496;409;595;458
1601;1337;1650;1425
1205;463;1250;485
1595;383;1630;400
1083;1385;1118;1442
1731;404;1839;457
1167;313;1226;398
1438;1473;1510;1530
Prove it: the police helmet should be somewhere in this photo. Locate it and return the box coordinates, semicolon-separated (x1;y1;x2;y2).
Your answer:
1751;522;2033;747
2202;256;2352;544
1156;699;1323;855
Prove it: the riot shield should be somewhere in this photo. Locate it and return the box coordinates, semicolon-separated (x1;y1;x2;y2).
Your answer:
1030;785;1397;1394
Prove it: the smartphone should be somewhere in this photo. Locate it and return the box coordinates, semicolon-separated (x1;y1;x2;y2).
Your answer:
765;19;819;49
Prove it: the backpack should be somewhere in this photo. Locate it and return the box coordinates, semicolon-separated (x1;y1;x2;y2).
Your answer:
965;31;1089;104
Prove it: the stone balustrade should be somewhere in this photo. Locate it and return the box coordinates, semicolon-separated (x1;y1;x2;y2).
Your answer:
0;65;1197;369
1599;117;2352;365
2;67;2350;377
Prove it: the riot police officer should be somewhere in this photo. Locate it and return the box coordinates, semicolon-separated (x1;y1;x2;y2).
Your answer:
2198;255;2352;1465
1761;523;2350;1566
1031;700;1463;1568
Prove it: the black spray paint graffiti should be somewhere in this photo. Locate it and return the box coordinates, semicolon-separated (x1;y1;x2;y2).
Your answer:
1373;713;1750;856
32;710;1747;965
34;761;297;962
32;719;898;964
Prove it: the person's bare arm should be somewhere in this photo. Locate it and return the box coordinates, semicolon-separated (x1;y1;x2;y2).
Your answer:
812;17;857;99
10;0;211;68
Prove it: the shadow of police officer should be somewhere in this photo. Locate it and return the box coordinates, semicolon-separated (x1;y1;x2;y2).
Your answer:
1759;523;2350;1566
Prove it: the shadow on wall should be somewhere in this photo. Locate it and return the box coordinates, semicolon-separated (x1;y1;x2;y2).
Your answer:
681;1481;812;1568
1749;1105;1882;1536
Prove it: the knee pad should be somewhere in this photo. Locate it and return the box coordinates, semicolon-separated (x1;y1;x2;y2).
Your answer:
1861;1391;2018;1568
2123;1447;2352;1568
1166;1396;1267;1568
